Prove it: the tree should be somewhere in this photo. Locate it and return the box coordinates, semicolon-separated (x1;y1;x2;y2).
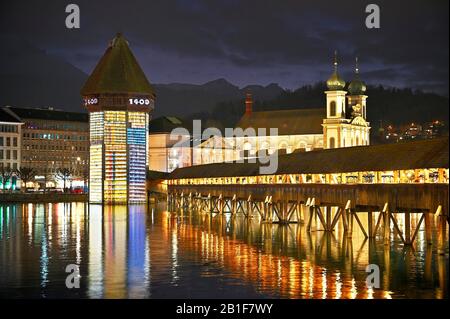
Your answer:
55;168;73;192
0;167;14;192
15;167;36;192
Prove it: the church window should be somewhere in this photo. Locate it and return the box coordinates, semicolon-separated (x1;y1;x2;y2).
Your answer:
330;101;336;116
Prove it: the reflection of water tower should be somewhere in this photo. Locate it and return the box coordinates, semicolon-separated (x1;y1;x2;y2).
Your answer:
81;33;155;204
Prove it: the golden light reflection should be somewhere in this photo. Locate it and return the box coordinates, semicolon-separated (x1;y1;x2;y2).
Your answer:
165;212;395;299
103;205;127;298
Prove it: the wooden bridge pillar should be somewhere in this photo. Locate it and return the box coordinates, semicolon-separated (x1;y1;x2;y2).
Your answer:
326;206;332;231
298;202;304;223
306;198;314;232
404;212;411;245
424;213;433;245
346;208;353;238
436;205;447;255
207;194;213;213
368;211;374;238
218;195;224;214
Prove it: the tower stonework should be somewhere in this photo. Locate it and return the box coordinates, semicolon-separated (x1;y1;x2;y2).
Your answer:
81;33;155;204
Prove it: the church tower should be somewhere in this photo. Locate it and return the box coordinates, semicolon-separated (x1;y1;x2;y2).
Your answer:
322;51;347;149
347;57;370;146
347;57;368;119
81;33;155;204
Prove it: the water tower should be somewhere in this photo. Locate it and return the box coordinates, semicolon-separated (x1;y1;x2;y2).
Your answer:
81;33;155;204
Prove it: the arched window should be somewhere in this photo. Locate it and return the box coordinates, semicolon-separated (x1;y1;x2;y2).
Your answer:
278;142;289;154
330;101;336;117
243;142;252;158
297;141;307;151
356;136;359;145
329;137;335;148
278;142;288;150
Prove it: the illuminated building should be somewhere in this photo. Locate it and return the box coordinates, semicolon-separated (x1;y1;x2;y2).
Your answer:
81;33;154;203
148;116;192;172
0;108;23;190
1;106;88;189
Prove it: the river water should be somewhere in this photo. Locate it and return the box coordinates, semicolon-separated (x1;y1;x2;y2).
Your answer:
0;202;447;298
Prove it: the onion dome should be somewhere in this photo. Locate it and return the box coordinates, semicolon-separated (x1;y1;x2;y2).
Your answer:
326;50;346;90
348;57;367;95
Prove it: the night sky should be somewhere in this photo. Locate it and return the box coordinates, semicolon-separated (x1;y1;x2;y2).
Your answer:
1;0;448;94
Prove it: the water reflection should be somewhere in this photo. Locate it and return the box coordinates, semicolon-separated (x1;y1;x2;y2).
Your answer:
0;202;447;299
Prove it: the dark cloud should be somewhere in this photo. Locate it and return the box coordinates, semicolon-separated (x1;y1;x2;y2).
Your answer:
0;0;448;94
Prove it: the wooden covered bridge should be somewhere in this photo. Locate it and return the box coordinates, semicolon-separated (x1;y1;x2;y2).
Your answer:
165;137;449;250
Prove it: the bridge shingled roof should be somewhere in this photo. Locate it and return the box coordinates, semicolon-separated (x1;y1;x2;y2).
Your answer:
168;137;449;179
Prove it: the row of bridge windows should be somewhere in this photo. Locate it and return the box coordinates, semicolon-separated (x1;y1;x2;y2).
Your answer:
170;168;448;186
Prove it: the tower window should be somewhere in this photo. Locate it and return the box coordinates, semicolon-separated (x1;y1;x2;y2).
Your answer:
329;137;335;148
330;101;336;117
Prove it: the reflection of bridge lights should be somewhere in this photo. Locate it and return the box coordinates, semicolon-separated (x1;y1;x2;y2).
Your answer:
171;230;179;283
367;286;374;299
351;277;357;299
322;269;327;299
335;272;342;299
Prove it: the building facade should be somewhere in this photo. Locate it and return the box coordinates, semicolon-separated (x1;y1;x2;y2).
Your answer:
82;33;154;204
193;136;238;165
2;106;88;189
148;116;192;173
0;108;23;190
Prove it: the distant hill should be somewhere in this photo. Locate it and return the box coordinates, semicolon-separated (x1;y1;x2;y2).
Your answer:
0;35;87;112
152;79;284;117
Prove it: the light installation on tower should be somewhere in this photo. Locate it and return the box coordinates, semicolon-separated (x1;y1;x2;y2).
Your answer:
81;33;154;204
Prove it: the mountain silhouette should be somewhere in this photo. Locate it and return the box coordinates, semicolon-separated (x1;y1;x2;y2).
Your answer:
0;35;87;112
